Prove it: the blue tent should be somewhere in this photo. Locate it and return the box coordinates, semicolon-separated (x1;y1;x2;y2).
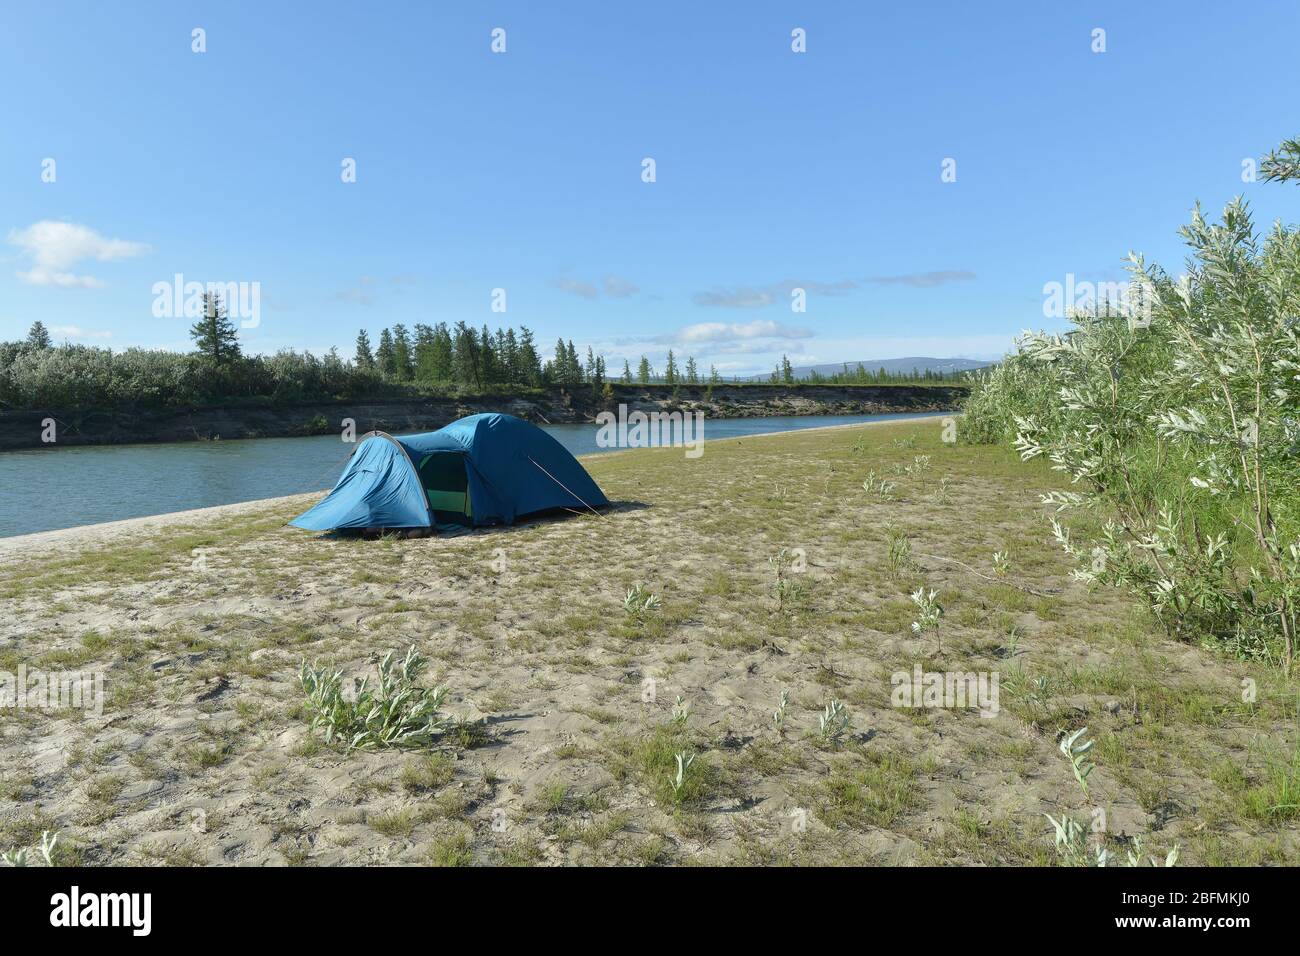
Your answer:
290;413;609;531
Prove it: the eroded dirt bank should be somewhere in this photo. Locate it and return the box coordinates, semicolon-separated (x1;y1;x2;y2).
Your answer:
0;383;965;450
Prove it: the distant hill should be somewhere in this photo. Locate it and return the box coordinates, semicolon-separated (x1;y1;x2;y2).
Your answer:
750;357;995;381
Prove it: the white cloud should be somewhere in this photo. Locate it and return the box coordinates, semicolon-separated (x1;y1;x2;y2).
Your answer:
336;277;376;305
556;276;599;299
693;278;858;308
21;270;105;289
603;275;638;298
8;221;149;288
552;273;641;300
674;319;813;343
692;287;775;308
865;270;976;288
48;324;112;340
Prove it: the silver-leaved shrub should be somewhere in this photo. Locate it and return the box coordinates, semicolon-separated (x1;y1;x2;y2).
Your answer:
963;136;1300;672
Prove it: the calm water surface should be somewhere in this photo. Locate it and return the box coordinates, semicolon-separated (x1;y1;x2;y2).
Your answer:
0;412;946;537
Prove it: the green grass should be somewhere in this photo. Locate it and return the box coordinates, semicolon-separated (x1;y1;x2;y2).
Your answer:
3;418;1297;866
368;808;417;839
400;754;456;793
427;831;474;866
810;750;920;830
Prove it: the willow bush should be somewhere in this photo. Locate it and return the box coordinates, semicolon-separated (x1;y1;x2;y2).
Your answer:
964;136;1300;672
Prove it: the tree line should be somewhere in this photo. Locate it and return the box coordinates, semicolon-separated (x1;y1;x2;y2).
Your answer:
2;295;963;410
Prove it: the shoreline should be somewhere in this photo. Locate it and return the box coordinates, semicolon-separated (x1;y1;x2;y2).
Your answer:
0;414;948;559
0;383;965;451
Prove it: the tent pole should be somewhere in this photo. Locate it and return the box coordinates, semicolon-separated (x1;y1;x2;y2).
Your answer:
526;455;606;520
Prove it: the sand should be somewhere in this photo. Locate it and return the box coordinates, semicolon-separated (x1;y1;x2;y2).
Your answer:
0;417;1294;866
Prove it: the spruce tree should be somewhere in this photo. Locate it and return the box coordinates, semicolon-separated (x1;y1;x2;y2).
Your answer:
480;324;497;385
453;322;480;387
376;329;396;378
502;328;519;382
354;329;374;368
26;321;52;349
517;327;542;384
413;324;435;383
552;338;568;385
431;323;454;383
567;340;582;384
391;324;413;381
190;293;241;365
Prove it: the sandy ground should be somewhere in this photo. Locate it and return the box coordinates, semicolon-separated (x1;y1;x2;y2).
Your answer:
0;493;324;561
0;418;1296;866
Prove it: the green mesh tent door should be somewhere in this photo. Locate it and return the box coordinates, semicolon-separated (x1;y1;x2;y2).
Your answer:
416;452;473;523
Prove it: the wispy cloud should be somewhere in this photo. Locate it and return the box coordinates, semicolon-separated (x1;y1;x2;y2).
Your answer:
673;319;813;344
692;287;776;308
555;276;599;299
693;277;857;308
335;276;376;306
8;220;149;288
865;270;976;288
602;275;639;298
774;278;858;296
49;324;112;340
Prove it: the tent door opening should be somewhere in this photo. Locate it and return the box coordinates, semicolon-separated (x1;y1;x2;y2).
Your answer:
416;452;472;524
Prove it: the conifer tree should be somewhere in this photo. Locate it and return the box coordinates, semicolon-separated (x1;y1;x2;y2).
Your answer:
190;293;241;365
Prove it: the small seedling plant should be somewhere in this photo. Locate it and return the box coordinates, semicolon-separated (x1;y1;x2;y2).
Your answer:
299;646;450;751
671;751;696;803
1046;726;1181;867
770;548;807;613
862;471;897;501
773;689;790;737
910;587;944;652
2;830;61;868
1059;727;1095;799
624;583;662;621
818;698;850;745
904;454;932;476
886;526;912;573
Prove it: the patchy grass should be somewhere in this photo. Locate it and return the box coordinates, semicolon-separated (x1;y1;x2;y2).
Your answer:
1;419;1296;865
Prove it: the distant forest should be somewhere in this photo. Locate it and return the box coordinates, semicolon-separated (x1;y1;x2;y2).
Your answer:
1;296;966;410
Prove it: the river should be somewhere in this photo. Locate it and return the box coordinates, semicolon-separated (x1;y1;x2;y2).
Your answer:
0;412;947;537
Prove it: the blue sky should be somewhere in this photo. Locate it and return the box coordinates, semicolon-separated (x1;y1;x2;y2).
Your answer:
2;1;1298;375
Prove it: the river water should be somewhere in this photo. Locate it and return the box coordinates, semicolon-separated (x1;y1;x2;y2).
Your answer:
0;411;947;538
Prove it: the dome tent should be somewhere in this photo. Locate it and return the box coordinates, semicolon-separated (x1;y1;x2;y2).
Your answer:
290;413;609;531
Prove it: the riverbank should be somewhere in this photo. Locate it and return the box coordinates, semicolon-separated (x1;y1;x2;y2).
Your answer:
1;418;1294;866
0;416;938;551
0;382;965;450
